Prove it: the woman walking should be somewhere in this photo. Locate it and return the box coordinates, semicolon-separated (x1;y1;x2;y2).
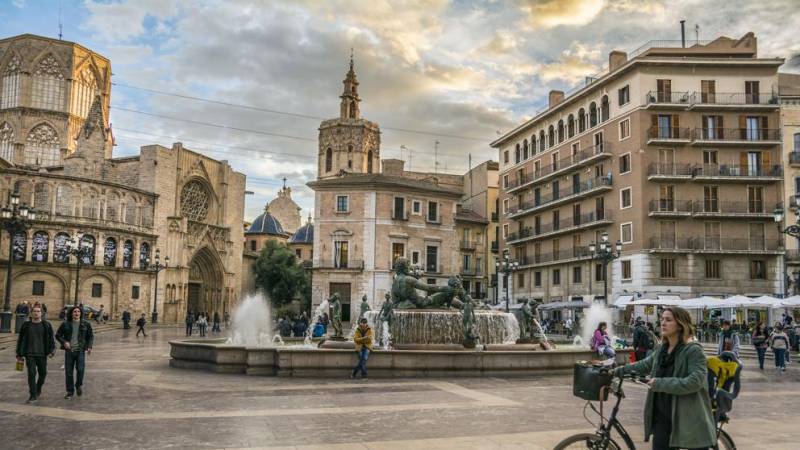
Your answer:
197;314;208;337
752;322;769;370
616;306;716;450
591;322;615;359
769;324;789;373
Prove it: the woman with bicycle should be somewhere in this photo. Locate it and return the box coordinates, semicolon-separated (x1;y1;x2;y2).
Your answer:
615;306;716;450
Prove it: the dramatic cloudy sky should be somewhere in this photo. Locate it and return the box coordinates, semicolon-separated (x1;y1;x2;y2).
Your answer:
3;0;800;221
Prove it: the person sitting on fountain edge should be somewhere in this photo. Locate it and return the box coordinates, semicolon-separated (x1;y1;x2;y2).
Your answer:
351;318;373;380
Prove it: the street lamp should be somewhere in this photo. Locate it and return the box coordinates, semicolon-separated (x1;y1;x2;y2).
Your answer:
588;231;622;305
495;254;520;312
773;206;800;298
0;193;36;333
147;249;169;324
63;232;96;307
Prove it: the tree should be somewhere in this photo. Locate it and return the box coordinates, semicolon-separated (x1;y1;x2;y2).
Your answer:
252;240;310;309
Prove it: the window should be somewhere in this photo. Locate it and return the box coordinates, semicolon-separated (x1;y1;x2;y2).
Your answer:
393;197;405;219
250;240;256;251
0;122;13;162
1;54;22;109
131;285;140;299
515;144;520;163
334;195;349;212
621;260;632;280
594;131;605;153
552;269;561;285
426;246;438;272
601;95;609;122
31;231;48;262
578;108;586;133
660;259;676;278
427;278;437;285
552;210;560;231
503;223;509;238
427;201;439;222
295;248;302;258
703;150;718;165
701;115;723;139
534;271;542;287
745;81;760;104
412;200;421;214
503;198;509;214
411;251;420;265
325;148;332;172
122;240;134;268
620;222;633;244
24;123;60;167
503;174;509;188
700;80;716;103
619;153;631;174
656;79;672;102
748;186;764;213
620;187;632;209
32;280;45;296
31;55;65;111
91;283;102;298
589;102;598;127
595;263;605;281
705;259;721;279
334;241;349;268
392;242;405;265
572;266;582;283
517;272;524;288
619;119;630;140
618;85;630;106
504;150;509;164
750;260;766;279
794;132;800;152
522;139;529;159
703;186;719;212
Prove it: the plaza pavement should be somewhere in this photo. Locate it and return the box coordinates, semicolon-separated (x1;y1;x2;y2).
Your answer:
0;326;798;449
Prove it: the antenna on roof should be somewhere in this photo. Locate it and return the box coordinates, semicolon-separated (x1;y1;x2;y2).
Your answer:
695;24;700;45
58;0;63;40
434;140;440;174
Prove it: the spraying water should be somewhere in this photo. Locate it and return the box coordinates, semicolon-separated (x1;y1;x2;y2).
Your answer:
304;299;330;346
580;302;615;349
226;293;274;347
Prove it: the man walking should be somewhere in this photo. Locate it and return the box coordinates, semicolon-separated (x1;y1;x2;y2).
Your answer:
15;304;55;403
122;310;131;329
136;314;147;337
351;318;373;380
185;311;194;336
212;311;221;334
55;306;94;399
95;304;105;324
717;319;740;358
632;317;650;362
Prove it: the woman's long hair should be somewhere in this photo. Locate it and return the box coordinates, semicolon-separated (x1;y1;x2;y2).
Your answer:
67;306;82;322
661;306;694;344
596;321;607;333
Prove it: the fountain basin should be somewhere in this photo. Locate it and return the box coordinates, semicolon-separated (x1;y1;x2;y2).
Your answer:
169;340;631;377
367;309;519;346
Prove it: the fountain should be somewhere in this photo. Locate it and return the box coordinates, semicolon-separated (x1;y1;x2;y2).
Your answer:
225;293;274;347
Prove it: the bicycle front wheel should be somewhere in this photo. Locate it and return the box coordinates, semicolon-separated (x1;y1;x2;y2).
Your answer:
716;428;736;450
554;432;622;450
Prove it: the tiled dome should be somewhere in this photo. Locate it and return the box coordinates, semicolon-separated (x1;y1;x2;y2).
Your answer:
289;222;313;244
246;210;285;236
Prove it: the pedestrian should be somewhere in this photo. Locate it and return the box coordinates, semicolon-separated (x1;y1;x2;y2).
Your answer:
616;306;716;450
122;310;131;329
351;317;373;380
645;322;658;357
632;317;650;362
752;322;768;370
320;312;329;333
565;316;574;339
15;304;56;403
197;313;207;337
41;303;48;321
55;306;94;399
95;304;105;324
224;311;230;329
717;319;740;358
212;312;221;334
185;311;194;336
769;324;789;373
591;321;615;359
136;314;147;337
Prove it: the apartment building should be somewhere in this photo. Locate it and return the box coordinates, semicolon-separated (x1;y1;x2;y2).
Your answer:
779;73;800;288
491;33;784;306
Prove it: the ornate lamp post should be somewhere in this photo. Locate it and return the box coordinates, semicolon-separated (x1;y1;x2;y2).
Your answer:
64;232;96;307
147;249;168;324
0;193;35;333
495;254;519;312
773;206;800;298
588;231;622;305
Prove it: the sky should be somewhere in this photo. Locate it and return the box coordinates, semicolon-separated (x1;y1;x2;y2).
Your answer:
2;0;800;223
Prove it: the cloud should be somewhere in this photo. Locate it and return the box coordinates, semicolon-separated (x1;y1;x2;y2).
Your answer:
12;0;26;8
538;42;604;83
82;0;183;42
519;0;606;28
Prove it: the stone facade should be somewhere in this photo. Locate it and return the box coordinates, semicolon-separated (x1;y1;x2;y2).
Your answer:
266;184;302;234
780;73;800;289
0;34;246;322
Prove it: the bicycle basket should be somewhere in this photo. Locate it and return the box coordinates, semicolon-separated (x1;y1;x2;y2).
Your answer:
573;362;612;401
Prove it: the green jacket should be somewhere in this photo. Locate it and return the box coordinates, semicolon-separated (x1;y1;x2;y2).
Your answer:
617;340;716;449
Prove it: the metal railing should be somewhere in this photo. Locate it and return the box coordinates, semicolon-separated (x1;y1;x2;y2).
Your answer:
690;92;779;106
506;210;612;243
459;240;477;251
392;210;409;221
648;199;692;213
691;200;775;215
647;163;693;177
692;238;782;252
789;152;800;165
491;241;498;252
514;247;592;266
647;126;692;140
693;164;782;178
693;127;781;141
644;90;692;104
506;142;611;190
314;259;364;270
628;40;712;59
648;237;693;250
515;176;612;214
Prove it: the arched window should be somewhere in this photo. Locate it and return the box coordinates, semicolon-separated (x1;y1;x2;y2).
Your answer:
122;240;134;268
539;131;545;152
31;231;48;262
82;189;98;218
347;144;353;169
325;148;333;172
567;115;575;138
366;150;373;173
55;184;73;216
530;135;537;154
13;180;31;205
601;95;609;122
125;198;138;225
1;53;22;109
12;231;26;261
515;143;521;163
53;232;69;263
104;237;117;267
180;182;210;222
34;183;50;214
106;192;120;221
139;242;150;270
71;67;98;118
80;234;95;265
578;108;586;133
31;54;65;111
794;132;800;151
557;120;565;143
589;102;598;128
24;123;60;167
548;125;555;147
0;122;14;162
349;102;356;119
522;139;529;159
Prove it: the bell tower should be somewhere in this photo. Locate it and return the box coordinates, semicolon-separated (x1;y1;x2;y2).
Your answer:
317;52;381;179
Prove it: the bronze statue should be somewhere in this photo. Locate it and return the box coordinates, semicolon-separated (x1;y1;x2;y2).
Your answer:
359;294;371;319
328;292;343;339
519;298;531;339
461;297;478;348
390;258;447;309
378;292;394;326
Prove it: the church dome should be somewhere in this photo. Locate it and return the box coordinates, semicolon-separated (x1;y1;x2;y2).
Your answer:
246;210;286;236
289;222;313;244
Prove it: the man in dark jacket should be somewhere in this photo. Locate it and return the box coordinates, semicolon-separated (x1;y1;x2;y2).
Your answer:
15;304;56;403
55;306;94;399
122;310;131;329
185;311;194;336
136;314;147;337
632;317;650;361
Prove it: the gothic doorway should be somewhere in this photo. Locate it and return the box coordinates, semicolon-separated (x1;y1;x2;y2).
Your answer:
186;246;224;316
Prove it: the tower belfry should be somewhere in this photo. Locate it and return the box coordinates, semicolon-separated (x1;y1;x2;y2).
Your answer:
340;49;360;120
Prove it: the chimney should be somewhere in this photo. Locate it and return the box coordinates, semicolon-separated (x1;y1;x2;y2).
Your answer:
608;50;627;71
680;20;686;48
548;90;565;108
381;158;405;176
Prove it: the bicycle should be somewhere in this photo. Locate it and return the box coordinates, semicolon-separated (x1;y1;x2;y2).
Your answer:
554;367;736;449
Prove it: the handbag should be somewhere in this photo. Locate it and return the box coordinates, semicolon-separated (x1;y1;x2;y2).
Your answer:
573;362;612;401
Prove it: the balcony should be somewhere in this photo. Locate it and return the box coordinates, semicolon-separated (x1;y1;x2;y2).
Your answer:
648;237;694;252
514;247;593;268
314;259;364;271
646;126;692;145
491;211;498;222
508;176;612;218
460;267;478;276
460;240;477;251
692;238;782;254
491;240;499;253
691;201;777;219
689;92;780;110
692;164;782;182
647;163;693;181
506;210;613;245
644;90;692;109
789;152;800;167
506;142;612;194
648;199;692;218
691;128;781;146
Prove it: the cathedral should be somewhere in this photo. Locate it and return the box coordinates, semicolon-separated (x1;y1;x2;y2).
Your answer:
0;34;246;322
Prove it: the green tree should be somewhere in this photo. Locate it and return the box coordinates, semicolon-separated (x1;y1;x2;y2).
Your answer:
252;240;310;309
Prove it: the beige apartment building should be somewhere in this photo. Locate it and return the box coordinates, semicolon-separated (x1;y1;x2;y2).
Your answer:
780;73;800;289
492;33;785;306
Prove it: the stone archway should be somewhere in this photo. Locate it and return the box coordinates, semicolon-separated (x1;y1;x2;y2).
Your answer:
186;246;224;316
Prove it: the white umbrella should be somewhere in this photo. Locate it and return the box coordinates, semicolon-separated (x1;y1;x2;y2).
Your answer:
780;296;800;307
747;295;783;308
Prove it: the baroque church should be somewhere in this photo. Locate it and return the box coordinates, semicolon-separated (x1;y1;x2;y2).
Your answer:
0;34;246;321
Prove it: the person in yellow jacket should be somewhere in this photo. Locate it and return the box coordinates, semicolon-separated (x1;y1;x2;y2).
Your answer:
351;318;374;380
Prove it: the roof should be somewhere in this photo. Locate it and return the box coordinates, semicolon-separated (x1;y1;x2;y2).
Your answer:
246;210;286;236
307;173;463;197
455;208;488;224
289;222;314;244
